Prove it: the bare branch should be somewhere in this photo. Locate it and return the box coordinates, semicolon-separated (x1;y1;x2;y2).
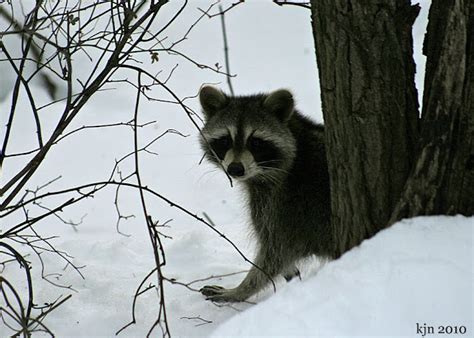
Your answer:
273;0;311;9
218;4;235;95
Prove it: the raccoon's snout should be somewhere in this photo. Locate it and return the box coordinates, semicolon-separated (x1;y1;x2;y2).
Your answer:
227;162;245;177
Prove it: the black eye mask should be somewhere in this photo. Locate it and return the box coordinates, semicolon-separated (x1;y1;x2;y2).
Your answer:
209;135;232;160
247;136;282;168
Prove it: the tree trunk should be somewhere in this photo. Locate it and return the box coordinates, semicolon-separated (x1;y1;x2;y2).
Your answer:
391;0;474;220
310;1;420;257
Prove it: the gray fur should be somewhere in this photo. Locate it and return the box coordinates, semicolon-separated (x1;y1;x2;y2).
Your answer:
199;86;332;302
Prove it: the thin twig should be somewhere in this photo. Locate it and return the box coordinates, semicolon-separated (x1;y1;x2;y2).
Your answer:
273;0;311;9
218;4;235;95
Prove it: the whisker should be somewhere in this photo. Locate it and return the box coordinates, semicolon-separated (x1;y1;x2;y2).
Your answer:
257;170;283;185
197;169;219;184
257;160;284;166
259;166;290;175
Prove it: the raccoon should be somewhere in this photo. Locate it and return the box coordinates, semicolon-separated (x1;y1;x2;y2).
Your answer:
199;86;332;302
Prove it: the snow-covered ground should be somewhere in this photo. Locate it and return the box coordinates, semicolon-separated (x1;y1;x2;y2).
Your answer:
212;216;473;337
1;1;472;337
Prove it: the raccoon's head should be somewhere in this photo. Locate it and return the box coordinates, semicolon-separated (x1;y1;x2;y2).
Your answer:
199;86;297;183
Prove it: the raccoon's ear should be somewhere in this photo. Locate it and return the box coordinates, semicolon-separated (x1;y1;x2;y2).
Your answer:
263;89;294;122
199;86;228;119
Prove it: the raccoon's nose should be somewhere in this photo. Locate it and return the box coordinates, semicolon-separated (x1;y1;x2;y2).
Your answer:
227;162;245;177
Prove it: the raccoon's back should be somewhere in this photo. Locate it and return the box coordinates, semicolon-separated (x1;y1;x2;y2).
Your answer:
287;112;328;196
283;112;332;256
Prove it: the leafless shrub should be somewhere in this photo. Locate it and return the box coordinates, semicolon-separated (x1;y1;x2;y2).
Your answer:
0;1;251;336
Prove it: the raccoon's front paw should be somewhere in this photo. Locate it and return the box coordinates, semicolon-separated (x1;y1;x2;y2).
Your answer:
200;285;245;303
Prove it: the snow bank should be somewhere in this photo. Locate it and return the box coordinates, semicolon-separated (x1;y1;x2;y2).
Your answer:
211;216;473;337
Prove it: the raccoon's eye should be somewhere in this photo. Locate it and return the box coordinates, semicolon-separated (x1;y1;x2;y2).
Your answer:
247;136;282;167
209;135;232;160
214;135;231;148
248;136;264;148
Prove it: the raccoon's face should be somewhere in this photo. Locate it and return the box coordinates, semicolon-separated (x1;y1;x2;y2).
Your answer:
199;86;296;183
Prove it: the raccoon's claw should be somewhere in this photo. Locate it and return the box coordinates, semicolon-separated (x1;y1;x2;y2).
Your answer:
200;285;244;302
283;268;301;282
200;285;225;297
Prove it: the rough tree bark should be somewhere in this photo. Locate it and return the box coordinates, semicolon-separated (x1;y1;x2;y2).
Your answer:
391;0;474;220
310;0;473;257
310;0;420;257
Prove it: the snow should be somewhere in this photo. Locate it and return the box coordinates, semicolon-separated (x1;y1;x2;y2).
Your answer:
211;216;474;337
2;0;472;337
